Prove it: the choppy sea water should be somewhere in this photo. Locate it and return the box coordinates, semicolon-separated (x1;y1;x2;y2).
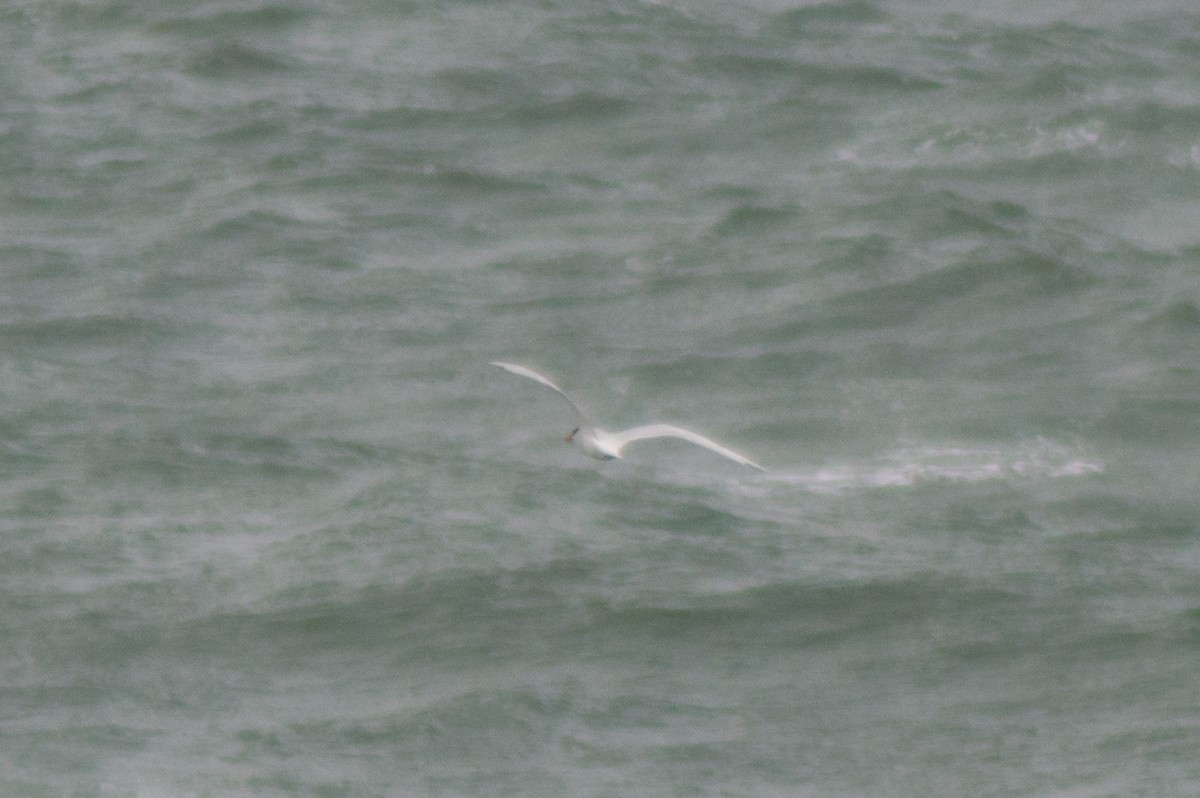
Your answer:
3;0;1200;795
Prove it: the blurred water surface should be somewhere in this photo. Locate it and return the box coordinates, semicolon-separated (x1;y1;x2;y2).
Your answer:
2;0;1199;795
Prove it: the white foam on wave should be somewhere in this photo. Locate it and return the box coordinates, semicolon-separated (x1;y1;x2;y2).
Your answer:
745;439;1105;495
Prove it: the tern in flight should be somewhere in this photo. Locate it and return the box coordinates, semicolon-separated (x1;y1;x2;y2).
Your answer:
490;361;766;471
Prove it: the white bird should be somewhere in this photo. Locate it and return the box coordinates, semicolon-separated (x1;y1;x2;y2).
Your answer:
490;361;766;472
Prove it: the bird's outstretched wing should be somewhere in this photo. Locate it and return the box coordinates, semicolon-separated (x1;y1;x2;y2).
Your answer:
490;361;587;419
607;424;766;471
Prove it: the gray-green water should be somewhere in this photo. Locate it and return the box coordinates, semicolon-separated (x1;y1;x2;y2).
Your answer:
3;1;1200;795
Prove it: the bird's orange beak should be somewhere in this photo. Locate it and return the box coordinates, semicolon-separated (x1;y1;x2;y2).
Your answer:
565;427;578;443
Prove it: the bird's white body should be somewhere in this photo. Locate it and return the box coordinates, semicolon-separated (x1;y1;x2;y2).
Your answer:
491;361;765;472
575;427;621;460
